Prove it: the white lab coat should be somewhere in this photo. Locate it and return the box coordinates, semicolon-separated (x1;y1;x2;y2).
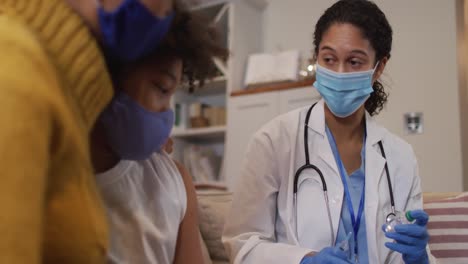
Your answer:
222;100;436;264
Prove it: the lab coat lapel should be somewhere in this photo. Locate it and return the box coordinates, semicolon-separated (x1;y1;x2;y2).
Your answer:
317;137;340;176
315;133;343;244
365;114;387;264
307;100;343;245
307;100;339;176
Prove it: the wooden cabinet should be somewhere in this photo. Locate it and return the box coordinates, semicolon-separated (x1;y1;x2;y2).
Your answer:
279;86;321;113
225;86;320;189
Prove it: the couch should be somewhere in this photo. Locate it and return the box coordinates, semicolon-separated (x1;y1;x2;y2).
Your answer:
197;190;468;264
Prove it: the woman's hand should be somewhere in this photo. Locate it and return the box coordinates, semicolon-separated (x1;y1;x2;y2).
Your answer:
384;210;430;264
300;246;352;264
141;0;173;17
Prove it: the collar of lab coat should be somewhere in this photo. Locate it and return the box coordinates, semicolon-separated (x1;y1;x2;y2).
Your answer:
307;99;386;147
304;99;388;262
306;99;388;262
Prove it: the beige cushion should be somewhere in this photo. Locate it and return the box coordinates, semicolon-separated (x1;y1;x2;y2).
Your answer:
197;190;232;262
212;261;229;264
199;229;213;264
423;192;461;203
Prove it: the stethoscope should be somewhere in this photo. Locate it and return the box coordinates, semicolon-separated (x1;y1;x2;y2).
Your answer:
293;103;396;247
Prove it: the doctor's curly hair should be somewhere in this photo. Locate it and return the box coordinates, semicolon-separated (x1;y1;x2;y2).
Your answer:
313;0;393;116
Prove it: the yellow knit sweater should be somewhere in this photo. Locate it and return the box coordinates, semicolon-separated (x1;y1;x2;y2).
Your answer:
0;0;113;263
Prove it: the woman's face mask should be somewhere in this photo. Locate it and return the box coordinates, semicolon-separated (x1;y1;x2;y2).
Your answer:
314;62;379;118
314;23;384;117
98;0;174;62
99;55;182;160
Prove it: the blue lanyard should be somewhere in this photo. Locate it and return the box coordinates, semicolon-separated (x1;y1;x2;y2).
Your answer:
337;156;365;258
328;128;366;258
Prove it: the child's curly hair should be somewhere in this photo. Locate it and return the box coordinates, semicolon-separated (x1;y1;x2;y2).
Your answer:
149;1;229;91
111;1;229;92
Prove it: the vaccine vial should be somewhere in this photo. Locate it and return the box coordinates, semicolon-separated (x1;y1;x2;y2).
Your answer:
383;211;414;233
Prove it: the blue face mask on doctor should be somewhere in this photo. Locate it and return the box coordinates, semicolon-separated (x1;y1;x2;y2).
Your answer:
98;0;174;62
314;63;379;118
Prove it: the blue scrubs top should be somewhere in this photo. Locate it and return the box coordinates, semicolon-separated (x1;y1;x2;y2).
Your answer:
325;126;369;263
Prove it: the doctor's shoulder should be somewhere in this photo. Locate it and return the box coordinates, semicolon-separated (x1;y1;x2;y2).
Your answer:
249;107;304;149
379;125;419;177
381;128;415;159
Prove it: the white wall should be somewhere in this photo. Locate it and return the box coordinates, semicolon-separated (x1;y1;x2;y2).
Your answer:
262;0;463;192
457;0;468;191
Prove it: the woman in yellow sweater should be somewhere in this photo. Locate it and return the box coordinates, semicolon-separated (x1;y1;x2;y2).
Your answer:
0;0;173;263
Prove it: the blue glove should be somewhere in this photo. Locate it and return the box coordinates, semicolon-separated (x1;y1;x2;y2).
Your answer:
300;246;352;264
383;210;430;264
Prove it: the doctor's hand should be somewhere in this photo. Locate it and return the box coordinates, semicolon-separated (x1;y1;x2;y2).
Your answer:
384;210;430;264
300;246;352;264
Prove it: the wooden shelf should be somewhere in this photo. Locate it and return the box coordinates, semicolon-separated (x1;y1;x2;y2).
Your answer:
191;0;229;11
191;0;268;11
231;78;315;97
179;76;227;96
172;126;226;139
194;181;228;191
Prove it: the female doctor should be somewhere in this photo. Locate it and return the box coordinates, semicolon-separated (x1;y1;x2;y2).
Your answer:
223;1;436;264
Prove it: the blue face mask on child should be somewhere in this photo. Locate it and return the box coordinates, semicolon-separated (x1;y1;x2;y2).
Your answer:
98;0;174;62
99;92;174;161
314;63;379;118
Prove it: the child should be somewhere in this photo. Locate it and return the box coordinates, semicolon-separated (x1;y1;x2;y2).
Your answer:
90;2;228;263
